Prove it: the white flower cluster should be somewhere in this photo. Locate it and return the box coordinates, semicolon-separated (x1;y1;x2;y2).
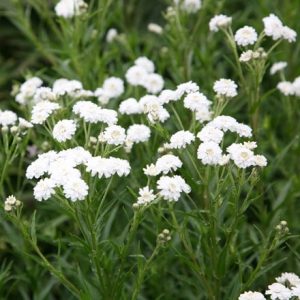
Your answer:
119;81;211;124
239;48;267;63
55;0;88;18
134;152;190;206
239;272;300;300
31;101;60;125
15;77;93;106
53;78;92;97
26;147;131;201
4;195;21;212
263;14;297;43
0;109;32;133
173;0;202;14
125;57;164;94
197;116;267;168
277;76;300;97
210;13;296;45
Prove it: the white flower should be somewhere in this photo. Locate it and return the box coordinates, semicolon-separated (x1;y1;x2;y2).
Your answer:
85;156;130;178
167;130;195;149
155;154;183;174
33;87;57;103
53;119;77;142
73;101;100;123
243;141;257;150
277;81;295;96
197;126;224;144
159;89;178;104
176;0;202;13
5;195;18;205
119;98;142;115
227;143;255;168
176;81;199;98
183;92;211;112
219;154;230;166
125;65;148;86
102;77;124;98
143;73;164;94
143;164;159;176
55;0;88;18
157;175;191;201
49;161;81;186
106;28;118;43
26;151;57;179
4;195;21;211
34;178;56;201
235;123;252;138
240;50;254;62
281;26;297;43
20;77;43;95
135;57;155;73
0;110;17;126
209;115;238;132
238;291;266;300
263;14;284;41
31;101;60;124
197;142;223;165
253;155;267;167
102;125;126;145
265;283;292;300
63;178;88;201
140;95;170;123
209;14;232;32
213;79;238;98
73;101;102;123
98;109;118;125
276;272;300;287
136;186;156;205
16;77;43;104
263;13;297;42
235;26;258;46
126;124;151;144
292;77;300;96
291;286;300;297
53;78;83;96
148;23;163;35
58;147;92;166
195;107;212;123
270;62;287;75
